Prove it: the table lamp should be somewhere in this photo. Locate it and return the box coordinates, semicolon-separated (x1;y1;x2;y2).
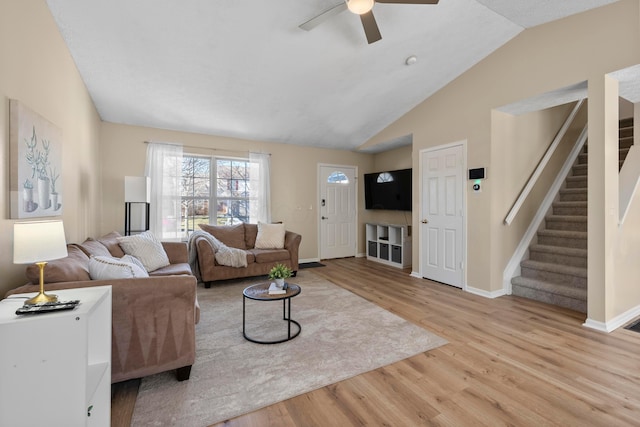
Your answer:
13;220;68;305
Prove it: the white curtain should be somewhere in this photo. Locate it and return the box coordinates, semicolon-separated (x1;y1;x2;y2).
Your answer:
249;152;271;223
145;142;183;240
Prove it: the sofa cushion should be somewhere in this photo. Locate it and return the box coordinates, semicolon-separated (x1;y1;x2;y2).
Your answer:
89;255;149;280
244;223;258;249
25;244;91;284
117;231;170;272
254;222;285;249
199;223;246;249
97;231;126;258
249;248;290;264
149;263;194;276
78;238;112;258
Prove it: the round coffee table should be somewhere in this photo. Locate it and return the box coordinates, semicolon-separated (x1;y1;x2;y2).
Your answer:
242;282;301;344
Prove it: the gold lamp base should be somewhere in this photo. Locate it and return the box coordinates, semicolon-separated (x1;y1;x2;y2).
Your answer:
24;261;58;306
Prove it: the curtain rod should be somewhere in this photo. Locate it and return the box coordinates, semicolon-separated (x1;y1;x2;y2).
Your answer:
143;141;270;156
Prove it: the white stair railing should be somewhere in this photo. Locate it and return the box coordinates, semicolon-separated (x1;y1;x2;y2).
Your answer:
504;99;585;225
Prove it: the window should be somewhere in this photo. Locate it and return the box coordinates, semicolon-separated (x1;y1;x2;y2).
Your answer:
181;155;254;233
376;172;394;183
327;171;349;184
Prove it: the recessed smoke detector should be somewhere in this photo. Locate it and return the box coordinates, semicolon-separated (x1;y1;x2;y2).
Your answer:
405;55;417;66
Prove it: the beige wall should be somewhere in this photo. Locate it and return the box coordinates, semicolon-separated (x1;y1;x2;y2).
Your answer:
0;1;102;296
99;122;374;262
364;0;640;314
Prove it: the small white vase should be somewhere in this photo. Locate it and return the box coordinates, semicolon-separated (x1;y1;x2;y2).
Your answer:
275;278;285;288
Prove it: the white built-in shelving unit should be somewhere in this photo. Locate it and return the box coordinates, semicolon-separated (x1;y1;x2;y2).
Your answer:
0;286;112;427
366;223;412;268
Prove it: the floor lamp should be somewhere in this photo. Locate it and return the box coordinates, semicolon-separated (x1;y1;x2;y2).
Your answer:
124;176;150;236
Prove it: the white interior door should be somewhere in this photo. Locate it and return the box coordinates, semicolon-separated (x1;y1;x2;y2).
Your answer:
319;165;357;260
420;144;465;288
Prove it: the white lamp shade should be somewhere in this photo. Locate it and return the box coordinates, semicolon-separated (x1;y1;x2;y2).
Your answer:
347;0;374;14
13;220;68;264
125;176;150;203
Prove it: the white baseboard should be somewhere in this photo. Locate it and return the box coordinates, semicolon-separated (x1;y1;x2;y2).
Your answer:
356;252;366;258
410;271;421;278
466;286;507;299
583;304;640;333
299;258;320;264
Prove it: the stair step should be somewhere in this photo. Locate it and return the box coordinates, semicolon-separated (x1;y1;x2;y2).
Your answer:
537;229;587;249
577;152;588;165
572;163;587;176
559;188;587;202
619;136;634;149
511;276;587;313
545;215;587;232
565;175;587;189
619;117;634;128
529;244;587;268
520;259;587;288
553;201;587;216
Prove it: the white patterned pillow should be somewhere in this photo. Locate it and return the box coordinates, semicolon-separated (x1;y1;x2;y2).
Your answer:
254;222;286;249
117;231;170;272
89;255;149;280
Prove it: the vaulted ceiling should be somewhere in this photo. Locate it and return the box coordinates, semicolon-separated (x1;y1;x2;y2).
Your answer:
46;0;621;151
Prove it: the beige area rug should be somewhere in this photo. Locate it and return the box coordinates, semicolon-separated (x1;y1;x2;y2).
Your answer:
132;270;447;426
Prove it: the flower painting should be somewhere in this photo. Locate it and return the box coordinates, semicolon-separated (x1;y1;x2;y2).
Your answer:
10;99;63;218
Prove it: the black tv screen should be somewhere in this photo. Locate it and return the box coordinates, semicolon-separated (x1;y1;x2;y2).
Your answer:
364;168;412;211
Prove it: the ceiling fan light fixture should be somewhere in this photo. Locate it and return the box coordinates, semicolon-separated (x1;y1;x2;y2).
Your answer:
347;0;374;15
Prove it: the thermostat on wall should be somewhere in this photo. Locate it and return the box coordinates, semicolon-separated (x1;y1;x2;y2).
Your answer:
468;168;486;180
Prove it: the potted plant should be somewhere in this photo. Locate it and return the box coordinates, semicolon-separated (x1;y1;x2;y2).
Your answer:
268;263;293;288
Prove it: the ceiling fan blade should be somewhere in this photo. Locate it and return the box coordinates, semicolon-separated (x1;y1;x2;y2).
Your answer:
376;0;439;4
360;11;382;44
299;2;348;31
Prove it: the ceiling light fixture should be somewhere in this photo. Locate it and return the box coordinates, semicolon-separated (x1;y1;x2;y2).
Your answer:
346;0;374;15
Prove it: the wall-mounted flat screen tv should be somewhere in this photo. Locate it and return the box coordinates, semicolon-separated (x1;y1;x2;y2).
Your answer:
364;168;412;211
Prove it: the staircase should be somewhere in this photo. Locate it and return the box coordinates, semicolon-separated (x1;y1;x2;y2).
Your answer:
511;118;634;313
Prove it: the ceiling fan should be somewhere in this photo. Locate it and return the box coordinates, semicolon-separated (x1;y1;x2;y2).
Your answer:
299;0;440;45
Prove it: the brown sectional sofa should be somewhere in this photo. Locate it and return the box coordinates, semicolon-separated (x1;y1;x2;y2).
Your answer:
194;223;301;288
5;231;198;383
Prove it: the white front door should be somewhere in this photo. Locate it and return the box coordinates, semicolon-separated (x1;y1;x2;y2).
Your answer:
319;165;357;259
420;144;465;288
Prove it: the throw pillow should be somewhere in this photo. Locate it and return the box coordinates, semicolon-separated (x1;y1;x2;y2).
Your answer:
254;222;285;249
25;244;91;284
97;231;126;257
117;231;170;272
89;255;149;280
198;223;246;249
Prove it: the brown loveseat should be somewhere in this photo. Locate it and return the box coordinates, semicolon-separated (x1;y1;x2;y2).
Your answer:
5;232;198;384
193;223;301;288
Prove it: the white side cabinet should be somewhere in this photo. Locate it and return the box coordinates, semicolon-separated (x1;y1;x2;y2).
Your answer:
366;223;412;268
0;286;112;427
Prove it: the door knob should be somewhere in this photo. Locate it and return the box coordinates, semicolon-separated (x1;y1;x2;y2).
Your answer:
421;219;428;224
322;216;327;220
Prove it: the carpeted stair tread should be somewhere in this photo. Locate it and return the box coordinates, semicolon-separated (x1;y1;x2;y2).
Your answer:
520;259;587;278
537;229;587;239
545;215;587;223
511;276;587;300
529;244;587;258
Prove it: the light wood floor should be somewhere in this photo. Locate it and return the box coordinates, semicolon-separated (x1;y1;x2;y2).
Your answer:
111;257;640;426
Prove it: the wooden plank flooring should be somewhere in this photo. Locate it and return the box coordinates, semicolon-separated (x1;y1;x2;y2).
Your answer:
111;257;640;426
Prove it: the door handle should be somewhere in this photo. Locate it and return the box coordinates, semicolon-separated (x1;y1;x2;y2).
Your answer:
321;216;327;220
421;219;428;224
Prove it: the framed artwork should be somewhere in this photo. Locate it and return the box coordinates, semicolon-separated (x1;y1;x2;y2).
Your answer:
10;99;63;218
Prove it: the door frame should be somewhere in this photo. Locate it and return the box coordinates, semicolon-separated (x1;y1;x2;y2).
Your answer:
418;141;468;290
317;163;358;261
